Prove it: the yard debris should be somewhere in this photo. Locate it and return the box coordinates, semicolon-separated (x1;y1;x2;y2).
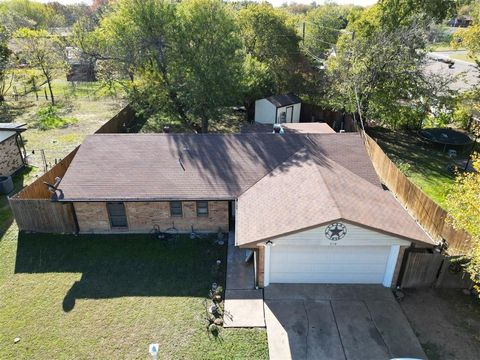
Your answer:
14;337;20;344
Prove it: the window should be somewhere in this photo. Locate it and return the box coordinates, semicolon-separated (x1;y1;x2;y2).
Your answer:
170;201;183;217
196;201;208;217
107;202;128;228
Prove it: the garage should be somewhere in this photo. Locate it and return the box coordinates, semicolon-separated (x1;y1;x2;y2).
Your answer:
270;245;392;284
260;223;414;288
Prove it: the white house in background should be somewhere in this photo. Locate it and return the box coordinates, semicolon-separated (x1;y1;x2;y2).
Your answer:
254;94;301;124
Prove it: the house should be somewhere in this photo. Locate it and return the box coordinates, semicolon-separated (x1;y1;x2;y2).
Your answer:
0;123;27;176
55;128;435;288
254;94;301;124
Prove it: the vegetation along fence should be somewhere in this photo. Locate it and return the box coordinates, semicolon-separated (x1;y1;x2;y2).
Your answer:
362;131;472;255
9;105;143;233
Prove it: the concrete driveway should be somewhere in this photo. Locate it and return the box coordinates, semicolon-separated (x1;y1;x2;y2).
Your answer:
264;284;426;360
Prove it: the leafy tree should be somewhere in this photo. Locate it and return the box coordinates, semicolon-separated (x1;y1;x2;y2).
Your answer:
170;0;242;132
0;26;13;103
0;0;63;31
304;4;350;57
236;3;307;105
378;0;455;29
325;21;455;130
13;28;65;105
452;24;480;67
445;155;480;294
88;0;242;132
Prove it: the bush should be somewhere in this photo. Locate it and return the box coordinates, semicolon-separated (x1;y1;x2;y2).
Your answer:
35;105;78;130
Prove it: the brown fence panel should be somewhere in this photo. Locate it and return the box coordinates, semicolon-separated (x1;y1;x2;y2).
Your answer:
362;132;472;255
300;103;357;132
401;252;444;288
9;199;76;233
13;147;79;200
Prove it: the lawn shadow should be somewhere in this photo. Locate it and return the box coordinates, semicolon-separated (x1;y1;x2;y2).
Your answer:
14;232;226;312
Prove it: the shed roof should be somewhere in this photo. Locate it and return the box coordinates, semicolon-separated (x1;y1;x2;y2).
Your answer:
265;94;301;107
0;131;17;143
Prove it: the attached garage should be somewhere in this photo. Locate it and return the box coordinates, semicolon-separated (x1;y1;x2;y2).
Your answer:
261;223;411;288
235;137;435;289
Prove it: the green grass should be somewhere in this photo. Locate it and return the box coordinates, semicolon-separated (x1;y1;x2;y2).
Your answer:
366;127;470;208
449;53;477;64
0;231;268;359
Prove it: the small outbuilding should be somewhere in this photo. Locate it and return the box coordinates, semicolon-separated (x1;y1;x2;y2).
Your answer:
254;94;301;124
0;123;27;176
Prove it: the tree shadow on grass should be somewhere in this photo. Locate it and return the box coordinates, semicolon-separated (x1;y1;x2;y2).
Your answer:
14;232;226;312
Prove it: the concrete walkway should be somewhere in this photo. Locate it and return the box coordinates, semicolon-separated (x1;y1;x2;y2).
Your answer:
223;232;265;328
264;284;426;360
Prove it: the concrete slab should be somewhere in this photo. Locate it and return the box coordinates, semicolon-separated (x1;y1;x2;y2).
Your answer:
226;232;255;290
264;285;425;360
332;300;390;360
264;283;394;302
264;300;307;360
367;300;426;359
223;290;265;328
304;301;346;360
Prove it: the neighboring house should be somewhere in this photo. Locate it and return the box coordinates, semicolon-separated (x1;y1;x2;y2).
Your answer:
254;94;301;124
56;126;434;288
0;123;27;176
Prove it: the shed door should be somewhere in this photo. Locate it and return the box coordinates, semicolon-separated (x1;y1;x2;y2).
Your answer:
270;244;391;284
285;106;294;123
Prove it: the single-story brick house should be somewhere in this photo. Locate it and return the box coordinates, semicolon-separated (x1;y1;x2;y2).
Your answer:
0;123;27;176
56;127;434;288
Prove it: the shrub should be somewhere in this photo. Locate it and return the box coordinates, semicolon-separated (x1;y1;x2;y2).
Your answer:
35;105;78;130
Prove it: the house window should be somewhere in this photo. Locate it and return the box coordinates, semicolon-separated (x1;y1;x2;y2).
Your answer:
197;201;208;217
170;201;183;217
107;202;128;228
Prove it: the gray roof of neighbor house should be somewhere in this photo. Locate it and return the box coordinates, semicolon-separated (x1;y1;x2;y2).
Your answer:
58;132;433;245
265;94;301;107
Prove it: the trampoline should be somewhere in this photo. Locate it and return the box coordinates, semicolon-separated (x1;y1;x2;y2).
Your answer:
420;128;473;149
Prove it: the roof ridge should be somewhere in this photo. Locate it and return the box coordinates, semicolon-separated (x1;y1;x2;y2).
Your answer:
237;146;309;197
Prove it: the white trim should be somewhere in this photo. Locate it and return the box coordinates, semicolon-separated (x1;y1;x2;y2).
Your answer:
382;245;400;287
264;243;272;287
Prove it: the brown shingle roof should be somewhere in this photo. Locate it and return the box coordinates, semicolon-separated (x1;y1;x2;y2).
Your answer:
236;150;434;246
59;132;432;245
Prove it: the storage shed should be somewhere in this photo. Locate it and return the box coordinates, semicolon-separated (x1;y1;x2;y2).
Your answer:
0;123;27;176
254;94;301;124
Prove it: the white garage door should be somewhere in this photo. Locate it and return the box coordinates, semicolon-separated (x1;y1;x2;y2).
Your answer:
270;245;391;284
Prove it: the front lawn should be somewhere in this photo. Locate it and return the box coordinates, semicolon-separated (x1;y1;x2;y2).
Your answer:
366;127;470;207
0;230;267;359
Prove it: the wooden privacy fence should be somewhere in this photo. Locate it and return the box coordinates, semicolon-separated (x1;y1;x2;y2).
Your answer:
300;103;357;132
400;251;472;288
362;132;472;255
9;105;143;233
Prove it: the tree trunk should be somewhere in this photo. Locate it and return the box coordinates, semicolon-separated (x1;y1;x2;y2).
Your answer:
201;117;208;133
47;78;55;106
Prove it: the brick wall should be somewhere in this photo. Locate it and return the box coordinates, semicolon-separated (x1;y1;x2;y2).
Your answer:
74;200;229;234
74;202;111;232
0;135;24;176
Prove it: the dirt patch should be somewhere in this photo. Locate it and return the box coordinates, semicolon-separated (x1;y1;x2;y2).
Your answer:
400;289;480;360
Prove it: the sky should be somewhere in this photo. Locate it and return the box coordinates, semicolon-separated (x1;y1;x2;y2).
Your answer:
33;0;378;7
